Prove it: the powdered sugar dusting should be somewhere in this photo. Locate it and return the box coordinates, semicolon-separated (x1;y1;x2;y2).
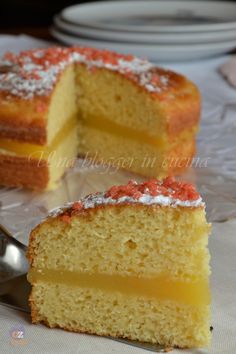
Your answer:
48;192;203;220
81;191;204;209
0;46;170;99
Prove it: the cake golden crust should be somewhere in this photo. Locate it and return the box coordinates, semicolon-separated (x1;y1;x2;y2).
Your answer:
0;154;48;189
0;92;49;144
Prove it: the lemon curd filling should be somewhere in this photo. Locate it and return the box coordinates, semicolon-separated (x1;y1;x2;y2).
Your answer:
0;113;197;158
81;114;166;148
0;115;78;159
81;114;198;149
28;269;210;306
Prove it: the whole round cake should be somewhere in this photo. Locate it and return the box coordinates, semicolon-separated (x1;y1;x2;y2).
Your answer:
0;47;200;189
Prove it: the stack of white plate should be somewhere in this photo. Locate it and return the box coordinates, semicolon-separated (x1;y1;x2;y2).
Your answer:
51;0;236;62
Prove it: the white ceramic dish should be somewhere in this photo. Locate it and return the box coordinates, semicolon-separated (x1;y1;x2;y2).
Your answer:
54;14;236;44
61;0;236;33
51;26;236;62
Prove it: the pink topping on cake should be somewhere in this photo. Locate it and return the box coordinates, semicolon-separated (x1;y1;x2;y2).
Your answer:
56;177;201;223
0;46;171;99
3;47;135;73
72;201;83;211
105;178;200;202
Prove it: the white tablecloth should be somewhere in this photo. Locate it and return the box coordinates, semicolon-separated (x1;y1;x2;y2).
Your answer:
0;35;236;354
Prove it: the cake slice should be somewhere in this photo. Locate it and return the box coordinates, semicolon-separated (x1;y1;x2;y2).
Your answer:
27;178;211;348
0;47;200;189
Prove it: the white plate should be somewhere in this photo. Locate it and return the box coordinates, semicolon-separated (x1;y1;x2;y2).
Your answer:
55;14;236;45
51;26;236;62
61;0;236;33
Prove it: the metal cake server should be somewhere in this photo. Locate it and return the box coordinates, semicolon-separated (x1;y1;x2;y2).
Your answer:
0;224;167;352
0;224;30;312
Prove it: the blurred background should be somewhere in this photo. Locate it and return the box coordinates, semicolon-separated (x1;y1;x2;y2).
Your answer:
0;0;93;39
1;0;236;61
0;0;235;39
